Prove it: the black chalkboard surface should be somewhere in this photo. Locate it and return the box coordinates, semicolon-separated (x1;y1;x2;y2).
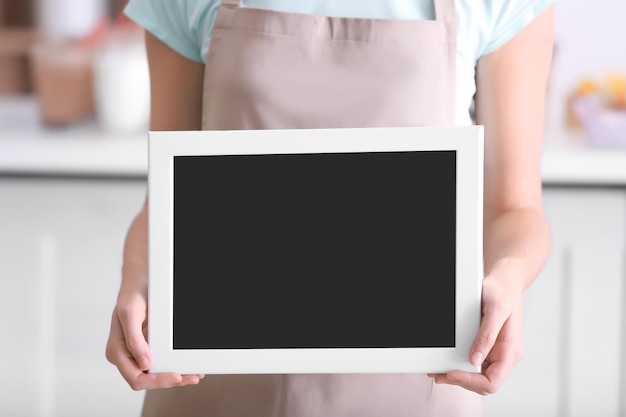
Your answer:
172;151;456;350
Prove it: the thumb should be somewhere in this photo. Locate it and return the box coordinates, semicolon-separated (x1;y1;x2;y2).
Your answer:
117;303;151;371
470;303;508;367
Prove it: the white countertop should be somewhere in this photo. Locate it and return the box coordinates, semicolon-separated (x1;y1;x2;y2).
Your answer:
0;96;147;177
2;96;626;185
541;145;626;185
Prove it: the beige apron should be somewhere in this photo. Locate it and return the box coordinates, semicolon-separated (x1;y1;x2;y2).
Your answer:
142;0;482;415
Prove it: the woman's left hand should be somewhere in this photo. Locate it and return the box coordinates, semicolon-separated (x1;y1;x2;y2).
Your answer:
429;2;556;396
429;259;525;396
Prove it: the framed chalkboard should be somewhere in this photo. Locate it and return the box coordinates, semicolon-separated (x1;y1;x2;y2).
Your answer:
148;126;483;374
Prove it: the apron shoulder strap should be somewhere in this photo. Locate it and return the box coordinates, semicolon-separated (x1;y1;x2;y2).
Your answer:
215;0;241;29
433;0;456;40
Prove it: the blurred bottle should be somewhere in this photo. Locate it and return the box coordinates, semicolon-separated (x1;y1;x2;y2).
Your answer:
92;25;150;134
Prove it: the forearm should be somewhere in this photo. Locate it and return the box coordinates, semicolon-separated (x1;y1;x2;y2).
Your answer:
119;198;149;293
117;32;205;292
474;5;555;294
483;206;551;293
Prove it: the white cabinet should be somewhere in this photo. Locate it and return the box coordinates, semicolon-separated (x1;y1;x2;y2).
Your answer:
2;177;625;416
0;178;147;417
484;188;626;417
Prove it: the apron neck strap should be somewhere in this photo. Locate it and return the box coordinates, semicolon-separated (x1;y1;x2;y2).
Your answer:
221;0;243;8
433;0;456;41
434;0;455;24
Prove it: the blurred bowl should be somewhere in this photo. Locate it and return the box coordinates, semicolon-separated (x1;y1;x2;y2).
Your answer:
572;96;626;148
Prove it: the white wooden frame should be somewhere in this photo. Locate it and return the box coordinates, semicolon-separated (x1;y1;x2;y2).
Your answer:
148;126;483;374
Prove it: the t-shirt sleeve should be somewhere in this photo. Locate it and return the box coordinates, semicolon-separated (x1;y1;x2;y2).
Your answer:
480;0;555;56
124;0;218;63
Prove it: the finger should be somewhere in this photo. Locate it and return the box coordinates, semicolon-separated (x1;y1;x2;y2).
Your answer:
428;371;482;389
117;344;203;391
115;347;201;391
116;302;151;371
437;370;492;395
442;338;519;395
470;302;509;366
106;315;168;390
108;310;205;390
170;374;206;388
106;310;124;365
446;352;515;395
428;373;452;384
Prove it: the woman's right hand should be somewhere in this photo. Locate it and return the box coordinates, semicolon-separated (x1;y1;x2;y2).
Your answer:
106;28;207;390
105;263;204;390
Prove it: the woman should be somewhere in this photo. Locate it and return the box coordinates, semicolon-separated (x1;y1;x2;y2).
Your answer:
106;0;555;415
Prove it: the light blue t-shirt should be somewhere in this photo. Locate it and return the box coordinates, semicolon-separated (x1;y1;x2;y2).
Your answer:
125;0;554;124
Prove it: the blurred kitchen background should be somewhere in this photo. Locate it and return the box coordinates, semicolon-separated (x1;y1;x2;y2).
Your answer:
0;0;625;416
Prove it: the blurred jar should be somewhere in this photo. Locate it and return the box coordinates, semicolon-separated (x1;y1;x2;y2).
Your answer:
30;42;95;126
36;0;107;42
30;0;108;126
93;28;150;134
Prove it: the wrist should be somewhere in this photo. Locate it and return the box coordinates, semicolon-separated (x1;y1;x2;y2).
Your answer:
121;258;148;289
485;256;529;296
